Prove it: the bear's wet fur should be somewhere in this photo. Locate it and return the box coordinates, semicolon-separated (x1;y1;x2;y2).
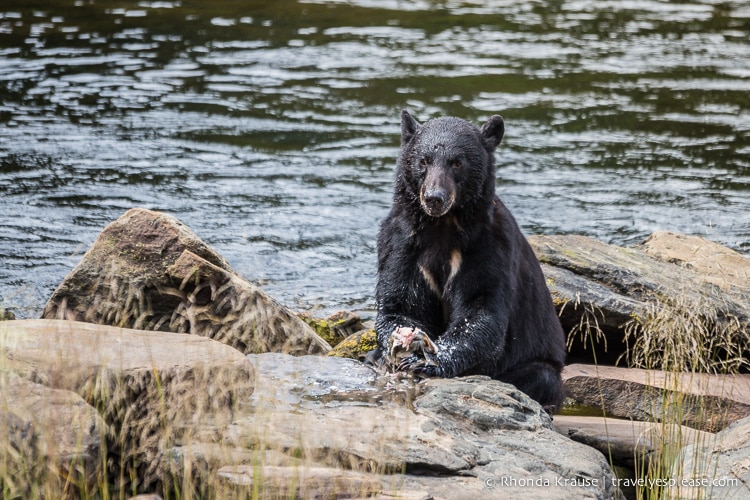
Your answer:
374;110;566;410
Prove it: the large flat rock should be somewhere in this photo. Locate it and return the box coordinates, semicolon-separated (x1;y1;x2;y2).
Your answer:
177;353;623;499
563;364;750;432
554;415;714;469
0;319;255;492
0;320;618;499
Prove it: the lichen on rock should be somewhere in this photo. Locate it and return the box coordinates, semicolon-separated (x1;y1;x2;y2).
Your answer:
298;310;364;348
327;328;378;360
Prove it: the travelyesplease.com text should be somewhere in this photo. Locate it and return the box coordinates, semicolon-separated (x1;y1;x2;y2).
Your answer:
484;475;740;490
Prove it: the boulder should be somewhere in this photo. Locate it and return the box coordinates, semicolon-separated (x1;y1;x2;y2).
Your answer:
0;372;106;498
0;319;255;493
166;250;330;354
563;364;750;432
327;327;378;361
41;207;330;355
528;234;750;370
0;307;14;321
554;415;713;469
175;353;623;499
639;231;750;295
298;309;366;348
671;415;750;499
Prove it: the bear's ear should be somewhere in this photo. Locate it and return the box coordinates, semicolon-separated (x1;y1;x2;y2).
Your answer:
480;115;505;151
400;109;421;145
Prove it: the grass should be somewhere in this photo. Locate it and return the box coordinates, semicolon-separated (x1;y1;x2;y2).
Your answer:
0;316;255;500
621;294;749;376
621;294;747;500
562;287;749;500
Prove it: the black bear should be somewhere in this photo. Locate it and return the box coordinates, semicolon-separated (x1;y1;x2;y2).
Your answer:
373;110;566;411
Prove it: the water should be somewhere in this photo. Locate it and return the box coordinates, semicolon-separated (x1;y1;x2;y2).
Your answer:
1;0;748;320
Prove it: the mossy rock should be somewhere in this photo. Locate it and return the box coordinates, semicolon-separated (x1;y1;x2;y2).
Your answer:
0;307;15;321
298;311;365;348
327;329;378;361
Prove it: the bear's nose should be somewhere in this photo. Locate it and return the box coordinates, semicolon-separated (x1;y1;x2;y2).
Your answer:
420;183;453;217
423;189;446;207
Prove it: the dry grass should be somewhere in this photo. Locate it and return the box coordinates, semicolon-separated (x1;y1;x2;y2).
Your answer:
0;312;257;500
560;284;749;500
621;297;746;500
621;294;749;375
562;293;609;359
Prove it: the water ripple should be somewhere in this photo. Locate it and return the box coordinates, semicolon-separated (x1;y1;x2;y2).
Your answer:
1;0;748;318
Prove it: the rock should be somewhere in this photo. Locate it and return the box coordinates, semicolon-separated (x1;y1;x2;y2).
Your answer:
175;353;623;499
217;465;385;499
0;372;106;498
0;307;14;321
554;415;713;469
671;414;750;499
528;234;750;370
166;250;330;355
639;231;750;295
298;310;366;348
2;315;624;498
327;327;378;361
42;207;330;355
563;364;750;432
0;319;255;493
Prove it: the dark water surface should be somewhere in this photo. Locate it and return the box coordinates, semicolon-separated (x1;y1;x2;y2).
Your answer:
1;0;748;319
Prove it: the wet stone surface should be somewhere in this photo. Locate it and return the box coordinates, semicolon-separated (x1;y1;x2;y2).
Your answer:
224;353;623;499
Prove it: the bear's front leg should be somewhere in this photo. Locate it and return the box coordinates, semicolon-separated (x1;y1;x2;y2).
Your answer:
403;310;507;379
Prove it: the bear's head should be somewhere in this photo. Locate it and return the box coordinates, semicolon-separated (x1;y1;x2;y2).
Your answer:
396;110;505;219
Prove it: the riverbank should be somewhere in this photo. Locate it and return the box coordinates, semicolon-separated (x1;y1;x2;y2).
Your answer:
1;207;749;499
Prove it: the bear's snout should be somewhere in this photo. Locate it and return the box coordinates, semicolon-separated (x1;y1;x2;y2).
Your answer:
419;169;456;217
422;187;448;214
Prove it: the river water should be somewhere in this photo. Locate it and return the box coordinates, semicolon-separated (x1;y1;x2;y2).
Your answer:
1;0;748;320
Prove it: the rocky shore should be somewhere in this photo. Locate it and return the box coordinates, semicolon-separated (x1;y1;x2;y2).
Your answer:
1;207;749;499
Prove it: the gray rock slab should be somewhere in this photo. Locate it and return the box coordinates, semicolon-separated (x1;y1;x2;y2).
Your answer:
528;234;750;369
205;353;624;499
554;415;714;468
563;364;750;432
0;319;255;492
671;414;750;499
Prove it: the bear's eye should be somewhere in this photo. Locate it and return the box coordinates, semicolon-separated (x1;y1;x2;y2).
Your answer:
417;158;429;172
451;159;463;170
